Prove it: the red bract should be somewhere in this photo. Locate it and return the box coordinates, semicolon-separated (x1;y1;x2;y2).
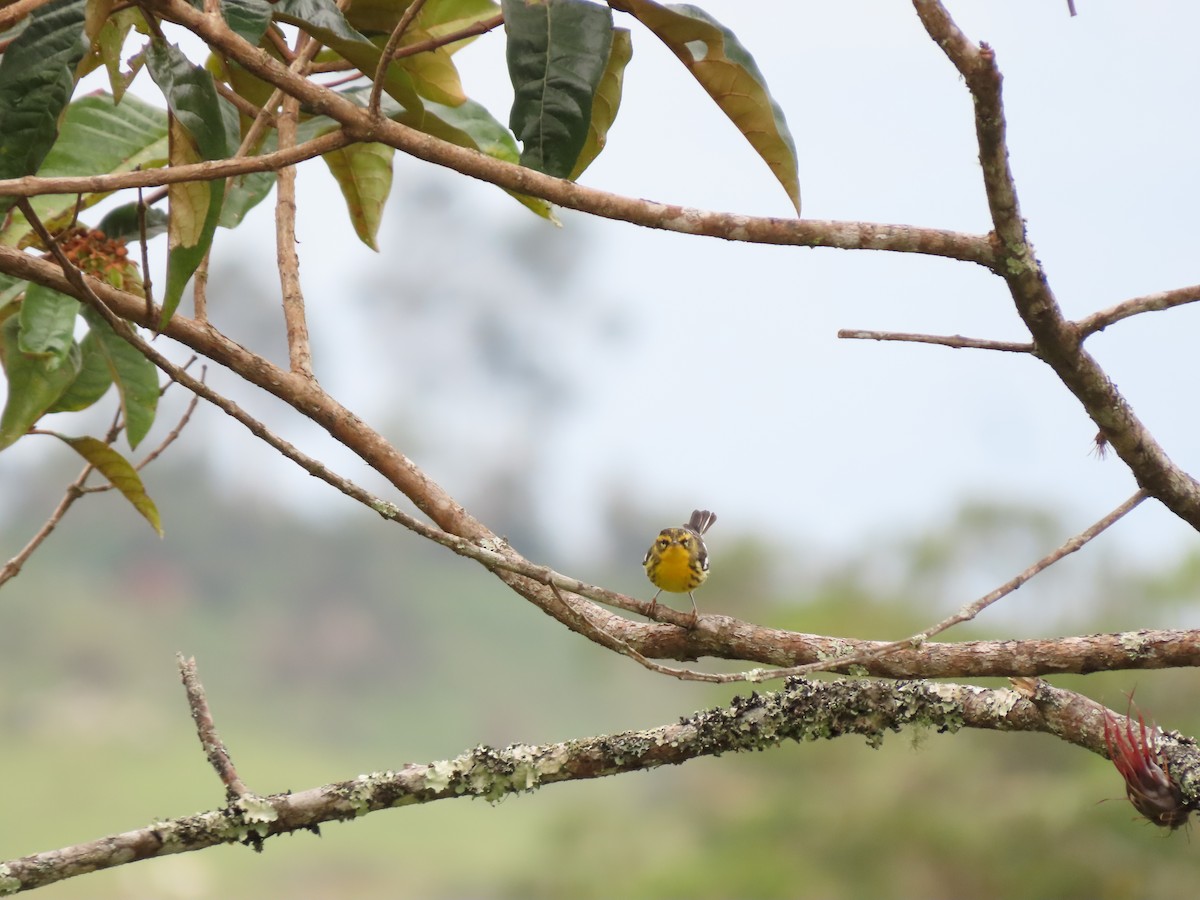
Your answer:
1103;699;1194;830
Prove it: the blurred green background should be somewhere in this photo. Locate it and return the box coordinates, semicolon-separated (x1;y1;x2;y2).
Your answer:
2;459;1198;899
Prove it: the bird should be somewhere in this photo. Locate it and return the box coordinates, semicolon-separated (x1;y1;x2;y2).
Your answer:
642;509;717;626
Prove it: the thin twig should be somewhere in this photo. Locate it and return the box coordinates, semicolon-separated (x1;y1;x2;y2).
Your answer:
1076;284;1200;338
368;0;429;118
755;490;1150;683
136;184;156;321
177;654;250;799
215;79;269;122
837;329;1034;354
192;251;209;322
311;13;504;73
81;378;203;490
235;3;347;158
0;477;88;589
0;131;353;198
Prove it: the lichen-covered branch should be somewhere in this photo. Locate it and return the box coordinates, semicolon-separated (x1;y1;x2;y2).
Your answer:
2;677;1189;895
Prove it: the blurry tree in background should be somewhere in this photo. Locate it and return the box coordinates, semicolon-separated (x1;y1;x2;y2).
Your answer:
1;0;1199;896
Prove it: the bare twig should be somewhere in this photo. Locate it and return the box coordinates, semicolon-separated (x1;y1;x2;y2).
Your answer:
235;1;346;158
311;13;504;73
0;477;87;589
0;0;53;32
395;12;503;59
1076;284;1200;338
136;185;156;321
647;491;1151;685
0;131;353;198
177;654;250;799
274;94;314;378
837;329;1034;353
368;0;429;117
214;79;267;121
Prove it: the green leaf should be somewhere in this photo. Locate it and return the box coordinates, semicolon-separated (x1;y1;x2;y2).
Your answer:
421;0;501;41
49;327;114;413
610;0;800;213
0;0;89;216
502;0;613;179
570;26;631;180
221;0;274;46
79;308;159;448
321;142;395;250
340;88;554;219
272;0;424;112
219;169;277;228
90;7;143;102
18;283;80;364
0;315;82;451
1;92;169;249
145;42;231;326
53;434;163;535
97;204;170;242
335;0;470;105
0;274;27;314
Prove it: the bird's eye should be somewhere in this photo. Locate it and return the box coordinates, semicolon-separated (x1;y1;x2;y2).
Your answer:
657;537;669;549
679;535;691;545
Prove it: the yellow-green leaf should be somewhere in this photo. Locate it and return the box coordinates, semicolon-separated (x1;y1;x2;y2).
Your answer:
611;0;800;214
54;433;163;535
570;27;632;181
321;141;395;250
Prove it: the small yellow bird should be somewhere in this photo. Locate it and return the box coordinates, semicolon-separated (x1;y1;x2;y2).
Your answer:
643;509;717;625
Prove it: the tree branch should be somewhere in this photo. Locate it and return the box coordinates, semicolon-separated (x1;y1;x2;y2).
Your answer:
2;677;1184;893
368;0;428;117
178;654;250;799
146;0;995;267
0;131;352;199
837;329;1034;354
1076;284;1200;338
912;0;1200;532
274;93;314;378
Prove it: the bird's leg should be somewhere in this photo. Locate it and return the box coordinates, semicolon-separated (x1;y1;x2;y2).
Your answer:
647;589;662;621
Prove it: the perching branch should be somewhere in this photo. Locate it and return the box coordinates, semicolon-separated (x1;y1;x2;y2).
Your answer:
7;239;1200;682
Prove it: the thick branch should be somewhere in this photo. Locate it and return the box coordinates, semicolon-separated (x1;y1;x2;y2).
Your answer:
1;678;1187;893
